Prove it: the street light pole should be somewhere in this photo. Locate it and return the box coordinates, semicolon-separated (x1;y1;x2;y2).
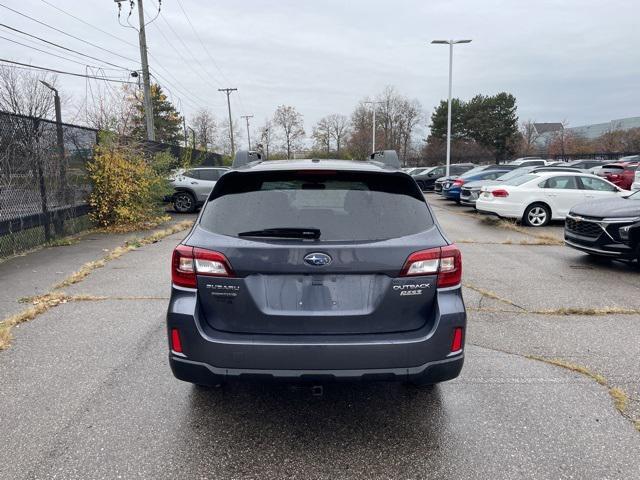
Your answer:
40;80;68;236
187;127;196;149
431;39;471;177
364;101;383;152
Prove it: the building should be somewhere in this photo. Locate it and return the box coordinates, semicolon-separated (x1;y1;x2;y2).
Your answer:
533;117;640;149
568;116;640;140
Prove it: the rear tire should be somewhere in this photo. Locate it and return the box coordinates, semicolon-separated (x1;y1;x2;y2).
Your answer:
173;191;196;213
523;203;550;227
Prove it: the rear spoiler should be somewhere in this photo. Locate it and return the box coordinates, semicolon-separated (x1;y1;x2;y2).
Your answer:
232;150;262;169
370;150;401;169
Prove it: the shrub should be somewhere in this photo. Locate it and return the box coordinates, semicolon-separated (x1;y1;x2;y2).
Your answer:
87;134;170;231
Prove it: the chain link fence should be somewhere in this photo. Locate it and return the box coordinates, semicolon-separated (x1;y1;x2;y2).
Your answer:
0;111;96;257
0;111;225;258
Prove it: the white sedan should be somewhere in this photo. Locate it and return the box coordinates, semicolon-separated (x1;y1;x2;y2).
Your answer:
476;171;627;227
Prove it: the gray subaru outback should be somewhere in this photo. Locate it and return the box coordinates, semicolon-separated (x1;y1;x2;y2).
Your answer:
167;151;466;386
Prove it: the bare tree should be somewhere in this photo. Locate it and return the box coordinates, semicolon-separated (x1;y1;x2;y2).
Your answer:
190;109;217;151
0;66;61;239
519;120;541;155
346;101;373;159
273;105;305;159
83;84;136;137
257;119;273;160
397;99;421;161
219;118;242;157
0;65;56;118
327;113;350;156
312;116;332;155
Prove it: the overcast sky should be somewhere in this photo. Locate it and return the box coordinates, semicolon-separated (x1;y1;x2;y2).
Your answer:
3;0;639;141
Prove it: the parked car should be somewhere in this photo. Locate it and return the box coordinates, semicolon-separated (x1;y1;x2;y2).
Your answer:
596;163;639;191
476;172;626;227
459;166;584;207
432;164;504;194
619;155;640;163
507;157;547;167
460;167;536;207
632;169;640;191
167;151;466;387
167;167;229;213
409;167;434;176
565;190;640;262
414;163;475;191
442;167;513;203
564;159;609;170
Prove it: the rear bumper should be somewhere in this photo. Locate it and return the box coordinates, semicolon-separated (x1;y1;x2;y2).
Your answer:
475;199;521;219
170;354;464;384
167;285;466;384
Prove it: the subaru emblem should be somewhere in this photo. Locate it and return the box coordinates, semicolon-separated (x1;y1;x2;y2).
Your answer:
304;252;332;267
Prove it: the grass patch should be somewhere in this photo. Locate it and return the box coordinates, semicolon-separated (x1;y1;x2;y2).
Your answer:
609;387;629;413
528;356;607;386
478;216;563;245
532;306;640;316
463;283;527;310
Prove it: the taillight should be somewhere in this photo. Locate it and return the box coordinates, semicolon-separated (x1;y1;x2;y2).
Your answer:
171;328;183;353
172;245;196;288
453;178;465;187
171;245;233;288
400;244;462;288
492;189;509;197
451;327;463;352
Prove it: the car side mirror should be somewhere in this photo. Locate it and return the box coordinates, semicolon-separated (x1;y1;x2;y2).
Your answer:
428;172;434;177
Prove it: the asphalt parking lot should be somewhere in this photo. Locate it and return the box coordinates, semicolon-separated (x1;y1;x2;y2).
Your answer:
1;203;639;479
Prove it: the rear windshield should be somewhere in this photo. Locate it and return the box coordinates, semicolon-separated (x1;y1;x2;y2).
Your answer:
200;170;434;241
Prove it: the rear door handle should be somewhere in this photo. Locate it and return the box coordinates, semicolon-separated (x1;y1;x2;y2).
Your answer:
191;181;199;185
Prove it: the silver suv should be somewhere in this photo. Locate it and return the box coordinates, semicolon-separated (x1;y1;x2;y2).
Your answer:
169;167;229;213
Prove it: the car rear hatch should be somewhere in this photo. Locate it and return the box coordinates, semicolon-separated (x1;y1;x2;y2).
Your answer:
183;168;453;335
599;165;625;184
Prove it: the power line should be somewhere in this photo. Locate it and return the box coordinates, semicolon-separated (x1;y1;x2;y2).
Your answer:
0;24;134;71
147;0;223;91
0;34;119;71
0;58;136;83
29;0;212;116
173;0;250;116
0;26;117;70
174;0;230;85
38;0;138;49
0;2;140;64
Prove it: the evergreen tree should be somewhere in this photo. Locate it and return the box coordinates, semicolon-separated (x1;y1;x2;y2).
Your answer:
131;84;183;144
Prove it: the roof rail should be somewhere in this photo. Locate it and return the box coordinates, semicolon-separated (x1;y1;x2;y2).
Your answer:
370;150;401;169
232;150;262;169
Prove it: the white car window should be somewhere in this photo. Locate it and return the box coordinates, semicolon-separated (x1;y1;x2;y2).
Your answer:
540;176;579;189
580;176;617;192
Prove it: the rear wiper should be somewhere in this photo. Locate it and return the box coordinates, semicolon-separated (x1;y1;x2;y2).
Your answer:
238;228;321;239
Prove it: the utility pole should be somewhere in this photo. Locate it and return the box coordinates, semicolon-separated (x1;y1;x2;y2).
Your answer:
116;0;155;141
241;115;254;150
364;101;383;152
218;88;238;156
